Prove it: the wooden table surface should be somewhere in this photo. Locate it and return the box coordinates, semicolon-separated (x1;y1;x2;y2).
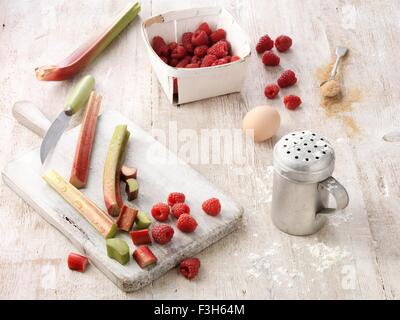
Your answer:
1;0;399;299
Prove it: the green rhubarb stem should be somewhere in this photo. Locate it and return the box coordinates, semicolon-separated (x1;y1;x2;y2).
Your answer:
103;125;130;216
43;170;117;238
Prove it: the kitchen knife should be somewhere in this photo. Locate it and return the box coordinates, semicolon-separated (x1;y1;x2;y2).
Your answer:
40;75;95;163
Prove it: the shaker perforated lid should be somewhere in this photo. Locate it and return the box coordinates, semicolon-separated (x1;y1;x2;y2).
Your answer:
273;131;335;183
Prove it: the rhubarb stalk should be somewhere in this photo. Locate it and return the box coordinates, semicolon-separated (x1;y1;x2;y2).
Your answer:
43;170;117;238
103;125;130;216
35;2;141;81
70;91;101;188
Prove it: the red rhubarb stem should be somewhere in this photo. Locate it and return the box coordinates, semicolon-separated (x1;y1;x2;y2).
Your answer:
35;2;141;81
70;91;101;188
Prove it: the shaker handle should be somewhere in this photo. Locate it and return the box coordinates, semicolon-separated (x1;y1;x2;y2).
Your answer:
317;176;349;214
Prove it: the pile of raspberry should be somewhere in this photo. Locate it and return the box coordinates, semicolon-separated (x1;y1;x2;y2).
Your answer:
151;22;240;69
150;193;222;280
256;34;302;110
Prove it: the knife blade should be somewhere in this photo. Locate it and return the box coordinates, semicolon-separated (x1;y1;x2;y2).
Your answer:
40;75;95;163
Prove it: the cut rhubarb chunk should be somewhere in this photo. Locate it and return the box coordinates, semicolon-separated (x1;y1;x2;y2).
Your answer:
103;124;130;216
70;91;101;189
133;245;157;268
125;178;139;201
121;165;137;182
68;252;89;272
129;229;151;245
106;238;130;265
43;170;117;238
135;211;152;230
116;204;138;232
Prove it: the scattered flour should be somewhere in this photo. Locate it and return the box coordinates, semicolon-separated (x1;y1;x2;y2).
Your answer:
306;242;351;272
327;211;353;227
246;239;352;287
247;243;304;288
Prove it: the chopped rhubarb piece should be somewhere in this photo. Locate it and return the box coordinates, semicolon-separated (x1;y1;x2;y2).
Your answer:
129;229;152;245
120;165;137;181
135;211;152;230
106;238;130;265
125;178;139;201
133;245;157;268
68;253;89;272
69;91;101;189
116;204;138;232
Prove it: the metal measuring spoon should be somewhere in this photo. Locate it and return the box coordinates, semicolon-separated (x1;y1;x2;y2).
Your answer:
320;46;349;86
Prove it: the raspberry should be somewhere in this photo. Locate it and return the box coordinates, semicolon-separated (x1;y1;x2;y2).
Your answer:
198;22;212;35
277;70;297;88
219;56;231;63
202;198;221;216
191;30;209;47
201;54;217;67
179;258;201;280
191;55;201;64
177;214;198;233
230;55;241;62
210;28;226;44
283;95;302;110
264;84;280;99
256;34;274;54
152;36;169;56
275;35;292;52
212;56;231;66
169;58;179;67
151;203;170;221
176;56;191;68
207;40;228;58
167;192;186;206
151;224;174;244
171;45;187;60
168;42;178;52
262;51;280;66
194;45;209;58
171;203;190;218
182;32;194;53
185;63;200;68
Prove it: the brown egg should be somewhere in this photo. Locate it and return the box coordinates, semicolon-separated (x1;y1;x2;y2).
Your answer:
242;105;280;142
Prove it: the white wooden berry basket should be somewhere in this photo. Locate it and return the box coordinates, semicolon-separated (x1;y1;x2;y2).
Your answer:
141;6;251;105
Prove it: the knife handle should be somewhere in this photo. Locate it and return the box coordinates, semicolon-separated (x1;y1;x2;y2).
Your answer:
65;75;95;115
12;100;51;138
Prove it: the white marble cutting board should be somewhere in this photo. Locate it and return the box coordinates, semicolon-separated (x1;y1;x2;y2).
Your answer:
2;110;243;292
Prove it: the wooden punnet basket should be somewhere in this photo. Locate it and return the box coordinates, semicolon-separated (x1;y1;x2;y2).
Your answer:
141;6;251;105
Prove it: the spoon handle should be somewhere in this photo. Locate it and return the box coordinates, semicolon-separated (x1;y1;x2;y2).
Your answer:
330;55;342;79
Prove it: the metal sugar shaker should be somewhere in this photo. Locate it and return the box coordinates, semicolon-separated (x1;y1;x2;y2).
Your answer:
271;131;349;236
